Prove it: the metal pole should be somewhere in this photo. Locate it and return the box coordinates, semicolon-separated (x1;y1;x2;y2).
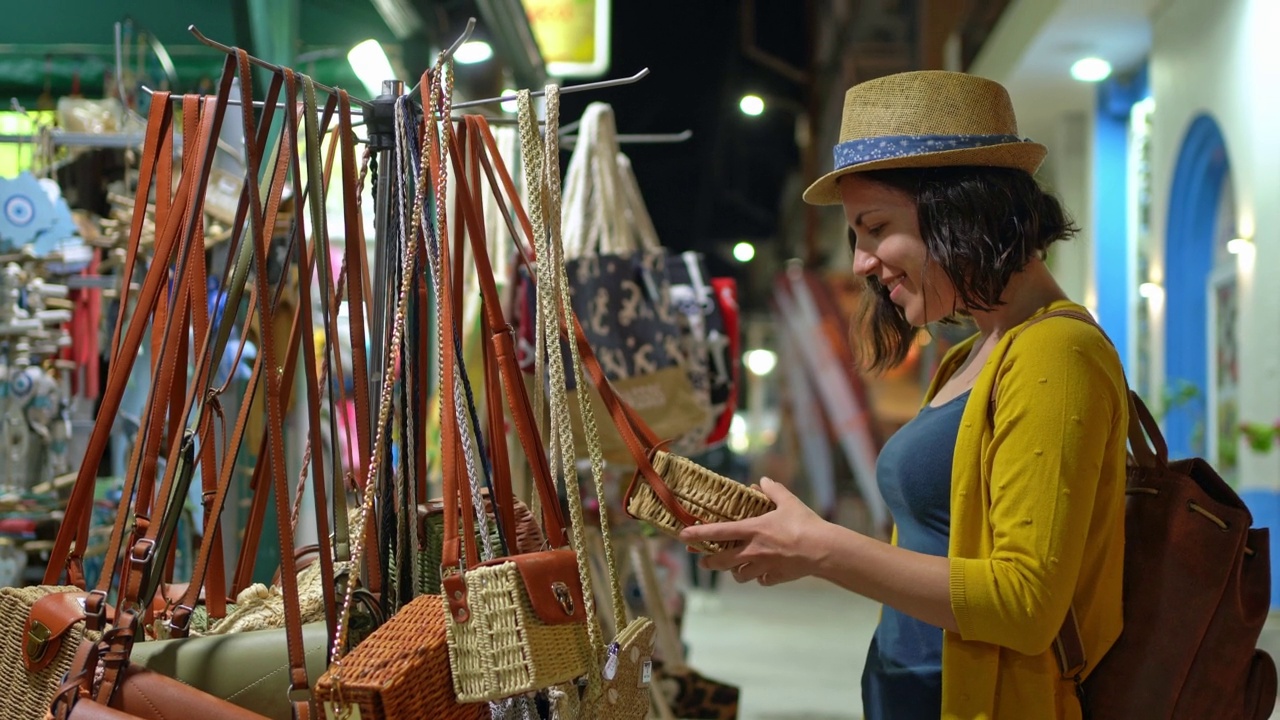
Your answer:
369;78;403;426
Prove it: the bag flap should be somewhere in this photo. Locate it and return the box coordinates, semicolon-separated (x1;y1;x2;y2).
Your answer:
25;590;88;672
444;549;587;626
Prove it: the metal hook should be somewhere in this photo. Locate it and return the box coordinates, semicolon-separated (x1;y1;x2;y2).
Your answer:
452;68;651;110
560;129;692;148
187;24;374;110
406;17;477;100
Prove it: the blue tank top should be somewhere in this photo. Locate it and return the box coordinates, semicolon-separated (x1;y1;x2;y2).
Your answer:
861;390;969;720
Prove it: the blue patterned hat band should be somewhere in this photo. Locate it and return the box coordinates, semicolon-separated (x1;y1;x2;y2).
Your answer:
833;133;1031;170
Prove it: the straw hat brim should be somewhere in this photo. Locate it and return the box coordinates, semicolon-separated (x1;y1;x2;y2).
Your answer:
802;140;1048;206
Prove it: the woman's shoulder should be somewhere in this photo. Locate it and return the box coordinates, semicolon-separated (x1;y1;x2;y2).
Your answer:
1003;301;1124;380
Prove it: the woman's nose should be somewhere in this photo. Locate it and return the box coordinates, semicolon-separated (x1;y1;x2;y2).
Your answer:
852;246;879;277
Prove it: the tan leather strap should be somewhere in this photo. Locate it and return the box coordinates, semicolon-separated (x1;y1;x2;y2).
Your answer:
51;91;194;596
292;74;338;642
465;116;702;529
97;61;246;700
452;123;519;554
437;113;568;574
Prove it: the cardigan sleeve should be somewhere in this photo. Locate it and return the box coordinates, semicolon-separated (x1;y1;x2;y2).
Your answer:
949;319;1124;656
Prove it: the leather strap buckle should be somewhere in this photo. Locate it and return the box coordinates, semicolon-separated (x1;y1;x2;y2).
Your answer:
129;537;156;566
84;589;108;631
287;685;311;703
166;604;195;635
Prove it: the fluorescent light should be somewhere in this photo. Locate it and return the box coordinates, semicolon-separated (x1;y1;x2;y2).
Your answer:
1138;282;1164;300
455;41;493;65
739;94;765;116
1070;57;1112;83
1227;237;1253;255
348;39;395;98
733;241;756;262
745;349;778;377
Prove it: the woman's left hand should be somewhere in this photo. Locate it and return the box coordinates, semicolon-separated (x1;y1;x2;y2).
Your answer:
678;477;830;587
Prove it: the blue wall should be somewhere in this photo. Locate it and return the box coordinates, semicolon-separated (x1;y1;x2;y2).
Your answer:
1164;115;1229;459
1092;68;1149;376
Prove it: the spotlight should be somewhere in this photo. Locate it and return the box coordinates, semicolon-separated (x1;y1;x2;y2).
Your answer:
739;94;765;116
1070;57;1112;83
455;41;493;65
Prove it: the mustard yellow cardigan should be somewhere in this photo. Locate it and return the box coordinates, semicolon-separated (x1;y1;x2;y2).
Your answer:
922;300;1128;719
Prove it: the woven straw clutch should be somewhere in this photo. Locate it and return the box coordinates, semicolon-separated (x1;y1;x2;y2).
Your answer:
627;450;776;553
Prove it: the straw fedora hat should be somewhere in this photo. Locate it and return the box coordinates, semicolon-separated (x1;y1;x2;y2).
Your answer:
802;71;1047;206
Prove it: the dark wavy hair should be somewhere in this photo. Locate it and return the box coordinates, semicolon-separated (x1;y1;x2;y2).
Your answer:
850;166;1079;371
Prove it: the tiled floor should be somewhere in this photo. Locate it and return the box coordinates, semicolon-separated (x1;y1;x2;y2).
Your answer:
681;575;1280;720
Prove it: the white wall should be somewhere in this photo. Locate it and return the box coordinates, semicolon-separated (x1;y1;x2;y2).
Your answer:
1149;0;1280;490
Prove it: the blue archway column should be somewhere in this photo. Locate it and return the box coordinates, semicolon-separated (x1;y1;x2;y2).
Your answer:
1164;115;1228;460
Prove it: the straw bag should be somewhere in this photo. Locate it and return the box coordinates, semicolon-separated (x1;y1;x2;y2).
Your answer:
0;586;98;720
514;87;656;719
434;112;595;705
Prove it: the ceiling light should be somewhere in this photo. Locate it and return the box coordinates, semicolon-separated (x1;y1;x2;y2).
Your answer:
499;89;519;114
455;40;493;65
745;349;778;377
348;39;396;98
1070;57;1112;83
1227;237;1254;255
739;94;765;116
733;241;756;262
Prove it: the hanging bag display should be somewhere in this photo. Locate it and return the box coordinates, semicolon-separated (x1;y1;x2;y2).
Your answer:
514;86;655;720
515;102;708;465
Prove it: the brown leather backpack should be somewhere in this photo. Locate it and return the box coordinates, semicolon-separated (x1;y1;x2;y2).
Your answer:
1014;309;1277;720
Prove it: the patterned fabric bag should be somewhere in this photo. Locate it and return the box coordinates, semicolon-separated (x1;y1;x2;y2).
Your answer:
515;102;708;464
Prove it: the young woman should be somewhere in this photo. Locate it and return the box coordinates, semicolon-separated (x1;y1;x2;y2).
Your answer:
680;71;1128;720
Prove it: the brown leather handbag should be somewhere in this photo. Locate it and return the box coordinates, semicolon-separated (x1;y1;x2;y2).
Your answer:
1006;310;1276;720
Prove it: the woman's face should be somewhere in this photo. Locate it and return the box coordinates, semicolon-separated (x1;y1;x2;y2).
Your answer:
840;174;958;327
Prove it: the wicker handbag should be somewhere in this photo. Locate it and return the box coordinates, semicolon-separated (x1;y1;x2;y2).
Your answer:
513;87;656;720
0;586;97;720
439;112;594;705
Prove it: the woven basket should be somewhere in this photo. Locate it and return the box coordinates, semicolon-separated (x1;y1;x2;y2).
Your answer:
444;560;594;703
0;585;98;720
627;450;776;553
313;594;487;720
418;494;547;596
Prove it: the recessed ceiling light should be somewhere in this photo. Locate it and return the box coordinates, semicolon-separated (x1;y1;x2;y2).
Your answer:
1070;57;1112;83
455;40;493;65
739;94;765;116
733;241;756;262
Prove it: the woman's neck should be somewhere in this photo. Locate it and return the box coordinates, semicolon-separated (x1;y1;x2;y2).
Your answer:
968;259;1070;339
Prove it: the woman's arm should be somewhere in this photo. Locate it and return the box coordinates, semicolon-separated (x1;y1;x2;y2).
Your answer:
679;478;959;632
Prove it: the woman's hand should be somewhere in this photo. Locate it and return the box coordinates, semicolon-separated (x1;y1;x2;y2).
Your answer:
677;477;831;586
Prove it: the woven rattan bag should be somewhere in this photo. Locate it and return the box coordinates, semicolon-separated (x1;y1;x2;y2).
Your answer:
0;586;98;720
440;113;594;705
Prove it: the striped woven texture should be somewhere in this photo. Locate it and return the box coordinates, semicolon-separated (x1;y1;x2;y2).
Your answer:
0;586;96;720
444;561;593;703
628;450;776;553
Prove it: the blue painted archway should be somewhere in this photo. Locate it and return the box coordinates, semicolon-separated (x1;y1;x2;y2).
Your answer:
1164;115;1230;458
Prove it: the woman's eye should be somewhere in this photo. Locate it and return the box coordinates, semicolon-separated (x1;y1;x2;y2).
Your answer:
867;224;886;238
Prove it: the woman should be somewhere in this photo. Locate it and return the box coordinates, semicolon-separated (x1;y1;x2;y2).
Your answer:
680;71;1128;720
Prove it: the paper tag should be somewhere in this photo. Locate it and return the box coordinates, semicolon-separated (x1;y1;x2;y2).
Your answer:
640;660;653;687
324;702;361;720
603;642;619;680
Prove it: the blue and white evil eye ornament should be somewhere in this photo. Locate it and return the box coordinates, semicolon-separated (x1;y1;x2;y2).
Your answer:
0;172;58;250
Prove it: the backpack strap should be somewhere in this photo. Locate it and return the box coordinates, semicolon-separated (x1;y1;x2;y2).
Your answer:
991;306;1167;696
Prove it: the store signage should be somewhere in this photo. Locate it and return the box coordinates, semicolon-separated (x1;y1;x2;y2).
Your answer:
525;0;611;78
